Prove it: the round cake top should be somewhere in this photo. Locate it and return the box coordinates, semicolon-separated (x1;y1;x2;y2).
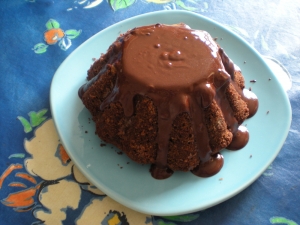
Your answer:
122;23;226;91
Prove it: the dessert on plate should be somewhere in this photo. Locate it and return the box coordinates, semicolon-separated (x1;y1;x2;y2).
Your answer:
78;23;258;179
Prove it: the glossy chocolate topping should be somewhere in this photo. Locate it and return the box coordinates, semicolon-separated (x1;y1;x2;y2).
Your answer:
79;24;259;179
226;126;249;150
192;153;224;177
242;89;259;118
122;24;222;91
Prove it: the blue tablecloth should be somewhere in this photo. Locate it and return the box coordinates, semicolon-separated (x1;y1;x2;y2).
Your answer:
1;0;299;224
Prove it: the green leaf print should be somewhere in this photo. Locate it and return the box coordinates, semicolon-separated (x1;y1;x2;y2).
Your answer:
65;29;82;39
17;116;32;133
45;19;60;30
175;0;197;11
270;217;298;225
161;214;199;222
157;220;176;225
109;0;135;11
33;43;48;54
8;153;25;159
29;109;48;127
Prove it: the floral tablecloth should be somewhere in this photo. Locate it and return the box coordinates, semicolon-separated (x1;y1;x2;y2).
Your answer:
1;0;299;224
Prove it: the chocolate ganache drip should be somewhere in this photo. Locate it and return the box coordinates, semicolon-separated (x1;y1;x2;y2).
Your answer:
79;24;258;179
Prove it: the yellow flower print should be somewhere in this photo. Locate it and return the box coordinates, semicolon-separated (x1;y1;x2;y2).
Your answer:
24;119;74;180
76;197;152;225
1;116;155;224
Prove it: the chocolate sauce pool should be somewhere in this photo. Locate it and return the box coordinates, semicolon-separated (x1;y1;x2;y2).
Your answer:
79;24;258;179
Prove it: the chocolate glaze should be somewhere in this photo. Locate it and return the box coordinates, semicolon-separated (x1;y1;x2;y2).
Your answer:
192;153;224;177
150;164;173;180
219;48;235;79
79;24;259;179
242;89;259;118
227;126;249;150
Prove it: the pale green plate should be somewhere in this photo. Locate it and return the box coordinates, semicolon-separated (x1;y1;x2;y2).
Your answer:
50;11;291;216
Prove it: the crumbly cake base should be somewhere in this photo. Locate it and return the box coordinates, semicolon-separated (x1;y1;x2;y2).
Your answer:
81;62;249;172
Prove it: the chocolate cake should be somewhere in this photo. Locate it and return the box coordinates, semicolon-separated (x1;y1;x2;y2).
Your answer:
78;23;258;179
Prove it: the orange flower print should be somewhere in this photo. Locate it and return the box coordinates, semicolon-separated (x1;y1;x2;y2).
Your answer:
44;28;65;45
33;19;81;54
1;185;40;212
